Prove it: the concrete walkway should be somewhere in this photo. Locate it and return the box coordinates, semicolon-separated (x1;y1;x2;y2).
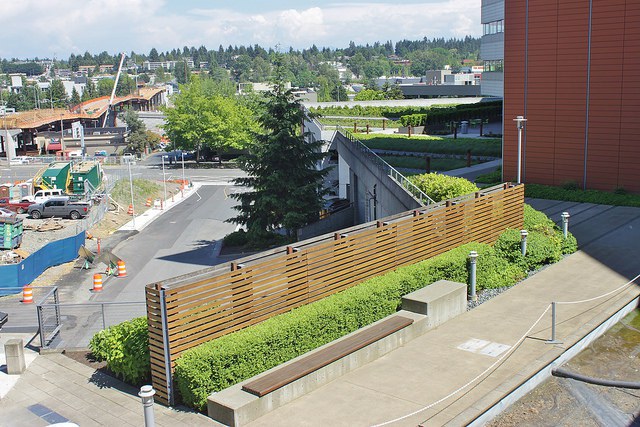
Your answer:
1;199;639;426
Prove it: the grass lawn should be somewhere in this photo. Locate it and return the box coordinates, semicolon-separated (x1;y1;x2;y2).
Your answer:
356;133;501;157
380;155;478;172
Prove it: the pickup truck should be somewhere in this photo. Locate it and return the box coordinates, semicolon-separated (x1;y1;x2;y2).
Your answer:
0;197;34;214
28;197;91;220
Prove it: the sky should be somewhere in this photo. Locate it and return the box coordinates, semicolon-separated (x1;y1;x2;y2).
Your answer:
2;0;481;60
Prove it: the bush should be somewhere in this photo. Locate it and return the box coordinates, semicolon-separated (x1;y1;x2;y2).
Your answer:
408;173;479;202
89;317;150;385
400;114;427;127
494;204;578;270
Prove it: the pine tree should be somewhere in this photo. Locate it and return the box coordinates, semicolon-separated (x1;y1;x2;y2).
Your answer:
229;55;328;242
70;87;81;106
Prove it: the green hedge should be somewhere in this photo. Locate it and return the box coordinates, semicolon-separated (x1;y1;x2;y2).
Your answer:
399;114;427;127
357;134;502;157
89;317;150;385
408;173;479;202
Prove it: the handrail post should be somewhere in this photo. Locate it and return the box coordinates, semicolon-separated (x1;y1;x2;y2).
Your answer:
546;302;562;344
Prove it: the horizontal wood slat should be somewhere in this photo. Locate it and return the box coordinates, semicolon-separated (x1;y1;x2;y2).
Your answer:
145;184;524;404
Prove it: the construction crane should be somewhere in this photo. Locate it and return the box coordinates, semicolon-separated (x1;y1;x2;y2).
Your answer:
101;52;126;127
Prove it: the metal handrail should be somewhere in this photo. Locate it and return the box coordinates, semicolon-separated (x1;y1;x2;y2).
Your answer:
336;126;435;206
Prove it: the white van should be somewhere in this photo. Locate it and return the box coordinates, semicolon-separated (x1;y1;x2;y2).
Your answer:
22;189;66;204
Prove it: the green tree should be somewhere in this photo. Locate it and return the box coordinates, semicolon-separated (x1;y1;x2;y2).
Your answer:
163;77;256;162
173;61;189;84
154;66;168;83
228;56;328;241
97;78;114;97
49;79;67;107
70;87;81;106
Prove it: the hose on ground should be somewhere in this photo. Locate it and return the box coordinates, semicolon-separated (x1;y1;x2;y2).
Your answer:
553;367;640;389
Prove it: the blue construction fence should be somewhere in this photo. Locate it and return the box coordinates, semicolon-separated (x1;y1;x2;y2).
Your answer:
0;231;85;296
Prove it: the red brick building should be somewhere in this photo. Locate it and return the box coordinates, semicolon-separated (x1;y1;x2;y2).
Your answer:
503;0;640;192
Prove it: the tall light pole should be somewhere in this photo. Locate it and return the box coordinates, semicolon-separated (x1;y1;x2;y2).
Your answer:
161;155;167;209
181;151;186;191
128;159;136;229
513;116;527;184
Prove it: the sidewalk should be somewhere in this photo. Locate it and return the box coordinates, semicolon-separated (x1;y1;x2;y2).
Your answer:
1;199;639;426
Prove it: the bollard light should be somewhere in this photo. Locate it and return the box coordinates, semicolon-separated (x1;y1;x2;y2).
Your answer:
139;385;156;427
468;251;478;302
561;212;570;238
520;229;528;257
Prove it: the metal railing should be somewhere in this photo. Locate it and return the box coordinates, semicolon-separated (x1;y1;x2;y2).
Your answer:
37;300;147;349
336;126;435;206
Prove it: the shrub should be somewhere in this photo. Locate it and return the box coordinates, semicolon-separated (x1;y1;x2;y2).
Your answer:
89;317;150;385
408;173;479;202
399;114;427;127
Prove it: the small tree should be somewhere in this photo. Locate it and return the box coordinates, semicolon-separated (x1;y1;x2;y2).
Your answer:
228;56;328;242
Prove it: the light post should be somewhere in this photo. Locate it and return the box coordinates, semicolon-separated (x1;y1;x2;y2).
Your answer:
161;155;167;209
60;114;66;153
128;159;136;229
181;151;186;194
468;251;478;302
513;116;527;184
520;229;528;257
138;385;156;427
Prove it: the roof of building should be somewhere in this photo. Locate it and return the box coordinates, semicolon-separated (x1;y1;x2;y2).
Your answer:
0;87;164;130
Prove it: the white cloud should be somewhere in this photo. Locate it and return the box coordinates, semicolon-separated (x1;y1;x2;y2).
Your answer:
0;1;481;59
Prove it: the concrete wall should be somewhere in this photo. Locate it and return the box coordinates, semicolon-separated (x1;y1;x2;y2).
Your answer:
335;132;421;224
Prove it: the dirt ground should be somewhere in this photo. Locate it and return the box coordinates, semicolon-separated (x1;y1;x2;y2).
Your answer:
489;310;640;426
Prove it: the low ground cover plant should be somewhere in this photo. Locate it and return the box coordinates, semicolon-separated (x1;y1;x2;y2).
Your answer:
525;183;640;207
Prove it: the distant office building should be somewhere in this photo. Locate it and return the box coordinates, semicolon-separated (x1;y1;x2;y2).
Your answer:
503;0;640;192
142;59;194;71
480;0;504;97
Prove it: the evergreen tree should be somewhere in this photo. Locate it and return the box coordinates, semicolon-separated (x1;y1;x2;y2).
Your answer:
229;56;328;241
70;87;81;106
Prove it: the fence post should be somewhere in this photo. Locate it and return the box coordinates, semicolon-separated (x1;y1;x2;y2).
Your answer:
158;287;174;405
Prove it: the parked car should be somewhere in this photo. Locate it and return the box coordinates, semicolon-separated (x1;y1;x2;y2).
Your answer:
121;153;136;164
28;197;91;220
21;189;66;204
9;156;30;165
94;150;108;157
0;197;34;214
0;207;16;218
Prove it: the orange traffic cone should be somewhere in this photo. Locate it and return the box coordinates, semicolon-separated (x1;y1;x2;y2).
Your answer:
117;260;127;278
145;198;152;207
22;286;33;304
92;274;103;292
127;204;134;215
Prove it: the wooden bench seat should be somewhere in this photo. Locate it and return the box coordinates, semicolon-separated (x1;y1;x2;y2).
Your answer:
242;315;414;397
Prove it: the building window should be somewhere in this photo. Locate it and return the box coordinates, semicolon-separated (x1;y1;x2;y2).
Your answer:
483;19;504;35
483;60;504;72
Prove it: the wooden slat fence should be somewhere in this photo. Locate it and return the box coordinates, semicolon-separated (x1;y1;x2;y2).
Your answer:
145;183;524;404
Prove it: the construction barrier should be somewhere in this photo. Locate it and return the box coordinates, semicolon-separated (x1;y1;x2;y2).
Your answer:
92;274;103;292
22;286;33;304
117;260;127;278
145;198;152;207
127;204;134;215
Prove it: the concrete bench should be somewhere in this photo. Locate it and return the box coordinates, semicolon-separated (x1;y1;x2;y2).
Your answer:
401;279;467;327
